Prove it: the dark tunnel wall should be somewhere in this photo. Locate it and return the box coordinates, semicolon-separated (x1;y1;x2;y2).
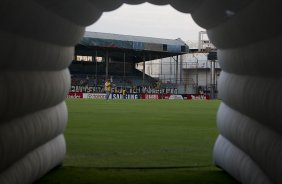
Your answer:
0;0;281;183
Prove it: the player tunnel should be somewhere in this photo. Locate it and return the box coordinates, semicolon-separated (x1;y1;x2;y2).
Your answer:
0;0;281;183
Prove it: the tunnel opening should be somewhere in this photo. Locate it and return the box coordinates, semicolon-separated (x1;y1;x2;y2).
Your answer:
1;1;281;184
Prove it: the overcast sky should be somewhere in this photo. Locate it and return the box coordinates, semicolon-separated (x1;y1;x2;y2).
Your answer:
86;2;205;42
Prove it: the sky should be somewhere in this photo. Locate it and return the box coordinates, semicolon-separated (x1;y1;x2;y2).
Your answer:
86;2;206;42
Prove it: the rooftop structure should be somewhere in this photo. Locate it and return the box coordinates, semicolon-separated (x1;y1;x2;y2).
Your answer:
76;31;189;63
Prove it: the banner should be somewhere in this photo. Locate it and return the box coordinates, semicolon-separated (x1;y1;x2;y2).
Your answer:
159;94;171;99
67;92;83;98
140;94;159;99
70;86;104;93
186;94;210;100
111;93;140;99
169;95;184;100
67;92;210;100
83;93;106;99
81;93;140;99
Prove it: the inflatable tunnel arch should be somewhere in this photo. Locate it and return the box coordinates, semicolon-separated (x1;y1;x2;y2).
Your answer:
0;0;281;183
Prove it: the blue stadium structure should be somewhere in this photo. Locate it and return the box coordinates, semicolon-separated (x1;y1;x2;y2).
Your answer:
70;31;189;94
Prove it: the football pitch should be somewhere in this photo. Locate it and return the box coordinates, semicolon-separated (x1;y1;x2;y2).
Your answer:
36;99;238;184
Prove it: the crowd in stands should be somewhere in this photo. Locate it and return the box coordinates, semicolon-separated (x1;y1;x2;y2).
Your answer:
70;74;178;94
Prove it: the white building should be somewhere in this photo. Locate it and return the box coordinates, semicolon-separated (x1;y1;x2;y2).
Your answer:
136;31;220;95
137;53;221;94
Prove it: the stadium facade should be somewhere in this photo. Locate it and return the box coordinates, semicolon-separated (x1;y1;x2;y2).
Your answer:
70;31;219;99
70;31;212;100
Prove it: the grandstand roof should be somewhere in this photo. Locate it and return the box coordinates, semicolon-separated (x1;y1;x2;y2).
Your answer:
84;32;188;46
75;31;189;63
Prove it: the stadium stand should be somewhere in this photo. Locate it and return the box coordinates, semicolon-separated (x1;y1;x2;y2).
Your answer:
69;31;187;94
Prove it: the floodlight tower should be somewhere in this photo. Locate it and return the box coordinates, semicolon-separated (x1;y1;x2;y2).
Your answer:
198;31;215;52
198;31;206;52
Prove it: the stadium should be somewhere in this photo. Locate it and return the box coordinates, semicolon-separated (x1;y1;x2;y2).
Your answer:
1;1;281;184
68;31;219;100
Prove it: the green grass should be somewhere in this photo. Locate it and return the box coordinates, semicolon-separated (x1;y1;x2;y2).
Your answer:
36;99;238;184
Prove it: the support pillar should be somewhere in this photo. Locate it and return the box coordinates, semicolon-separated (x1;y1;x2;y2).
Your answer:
142;56;145;87
105;50;109;80
175;55;179;85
